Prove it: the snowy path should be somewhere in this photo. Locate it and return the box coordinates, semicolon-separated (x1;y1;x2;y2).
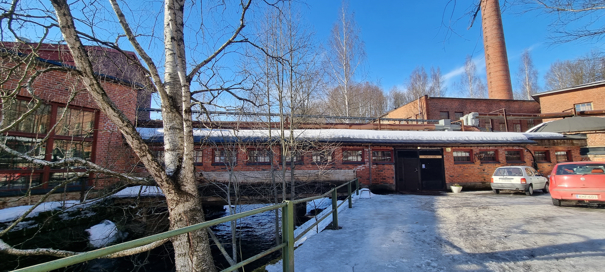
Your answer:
266;191;605;272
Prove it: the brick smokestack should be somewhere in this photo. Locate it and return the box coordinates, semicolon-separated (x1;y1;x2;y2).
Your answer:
481;0;513;100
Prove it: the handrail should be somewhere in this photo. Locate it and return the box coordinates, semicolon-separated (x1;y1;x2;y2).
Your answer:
12;178;360;272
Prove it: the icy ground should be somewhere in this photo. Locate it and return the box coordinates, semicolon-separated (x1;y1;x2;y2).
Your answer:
266;191;605;272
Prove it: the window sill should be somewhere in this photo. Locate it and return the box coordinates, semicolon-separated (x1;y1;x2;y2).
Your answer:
246;162;271;166
211;163;237;167
454;162;474;164
373;162;394;165
536;161;551;164
479;161;500;164
506;161;525;164
343;161;364;165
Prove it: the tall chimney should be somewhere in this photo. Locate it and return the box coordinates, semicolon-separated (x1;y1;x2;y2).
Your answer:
481;0;513;100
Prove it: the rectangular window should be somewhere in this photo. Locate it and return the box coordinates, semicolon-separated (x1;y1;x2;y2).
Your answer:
214;149;237;165
193;150;203;165
247;149;271;164
574;102;593;112
153;150;165;164
0;99;51;134
56;107;95;138
499;123;506;131
372;150;393;163
439;111;450;119
534;151;550;163
527;119;535;128
284;150;304;165
485;122;492;131
454;112;464;120
453;150;472;163
342;149;363;163
514;123;521;132
51;140;93;169
0;137;46;170
505;150;523;162
478;150;498;163
312;150;333;164
555;151;570;162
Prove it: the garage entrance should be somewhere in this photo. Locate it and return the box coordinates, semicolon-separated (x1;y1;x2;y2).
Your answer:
395;149;446;192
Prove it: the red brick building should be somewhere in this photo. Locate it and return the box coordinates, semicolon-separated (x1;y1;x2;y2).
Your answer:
0;43;146;196
140;128;584;192
381;96;542;132
533;81;605;161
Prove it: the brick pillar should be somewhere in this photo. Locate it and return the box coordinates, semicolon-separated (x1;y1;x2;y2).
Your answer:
481;0;513;100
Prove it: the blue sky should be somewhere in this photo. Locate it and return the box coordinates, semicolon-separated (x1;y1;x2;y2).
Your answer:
300;0;604;96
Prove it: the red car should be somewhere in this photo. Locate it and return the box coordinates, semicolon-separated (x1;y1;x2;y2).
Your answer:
550;162;605;206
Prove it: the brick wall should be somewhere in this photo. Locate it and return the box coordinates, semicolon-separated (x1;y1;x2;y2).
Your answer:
383;96;541;131
3;60;140;189
537;86;605;147
443;145;582;189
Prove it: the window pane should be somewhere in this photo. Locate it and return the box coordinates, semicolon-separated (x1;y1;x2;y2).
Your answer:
372;151;392;162
0;137;46;170
555;151;569;162
505;151;522;162
215;149;237;165
48;172;87;188
248;150;270;163
56;108;94;137
0;173;42;191
574;103;592;112
194;150;203;164
453;151;471;162
454;112;464;120
343;150;363;162
439;111;449;119
479;151;497;162
312;150;333;164
0;100;50;134
51;140;93;169
535;151;549;162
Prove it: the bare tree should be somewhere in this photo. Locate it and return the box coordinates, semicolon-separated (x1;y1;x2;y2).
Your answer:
544;51;604;90
324;81;386;118
387;87;411;110
326;0;365;118
429;67;446;97
459;56;487;98
515;49;540;99
0;0;285;271
522;0;605;43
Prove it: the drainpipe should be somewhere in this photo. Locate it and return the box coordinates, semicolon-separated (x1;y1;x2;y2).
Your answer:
368;145;372;186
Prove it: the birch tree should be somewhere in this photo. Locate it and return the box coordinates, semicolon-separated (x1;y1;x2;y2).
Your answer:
326;0;365;118
459;55;487;98
515;49;540;100
0;0;282;271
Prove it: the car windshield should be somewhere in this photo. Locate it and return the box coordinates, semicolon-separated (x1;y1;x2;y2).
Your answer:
556;164;605;175
493;167;524;176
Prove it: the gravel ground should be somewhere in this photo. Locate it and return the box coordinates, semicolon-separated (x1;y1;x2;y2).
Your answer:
266;191;605;272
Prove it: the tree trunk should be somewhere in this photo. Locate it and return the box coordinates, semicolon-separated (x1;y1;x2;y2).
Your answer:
166;189;216;272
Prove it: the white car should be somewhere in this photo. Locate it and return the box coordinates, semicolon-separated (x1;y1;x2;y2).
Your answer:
491;166;548;196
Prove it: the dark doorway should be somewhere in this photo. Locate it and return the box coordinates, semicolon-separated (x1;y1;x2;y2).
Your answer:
395;149;445;192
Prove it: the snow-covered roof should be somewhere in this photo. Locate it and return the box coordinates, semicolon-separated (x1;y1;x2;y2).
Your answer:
137;128;570;145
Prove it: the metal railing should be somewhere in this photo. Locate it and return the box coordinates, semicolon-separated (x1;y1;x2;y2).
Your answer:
14;178;360;272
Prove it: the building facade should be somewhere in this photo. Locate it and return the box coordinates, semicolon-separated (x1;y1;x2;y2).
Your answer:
381;96;541;132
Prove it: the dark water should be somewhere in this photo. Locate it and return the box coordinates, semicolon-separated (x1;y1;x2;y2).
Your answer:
0;202;299;272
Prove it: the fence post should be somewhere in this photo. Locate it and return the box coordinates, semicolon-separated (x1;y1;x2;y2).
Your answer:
355;178;360;195
331;189;339;230
282;201;295;272
348;180;352;209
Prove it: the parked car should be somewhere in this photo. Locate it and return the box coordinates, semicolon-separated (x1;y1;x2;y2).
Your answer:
549;162;605;206
491;166;548;196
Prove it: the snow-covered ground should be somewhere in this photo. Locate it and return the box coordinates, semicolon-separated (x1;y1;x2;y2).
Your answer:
266;191;605;272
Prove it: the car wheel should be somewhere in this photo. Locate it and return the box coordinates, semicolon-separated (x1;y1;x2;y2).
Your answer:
525;184;534;196
552;198;561;206
492;189;500;194
543;182;549;194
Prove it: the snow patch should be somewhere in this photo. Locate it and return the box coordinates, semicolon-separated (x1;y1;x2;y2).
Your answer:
86;220;123;248
112;186;164;198
0;201;81;223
